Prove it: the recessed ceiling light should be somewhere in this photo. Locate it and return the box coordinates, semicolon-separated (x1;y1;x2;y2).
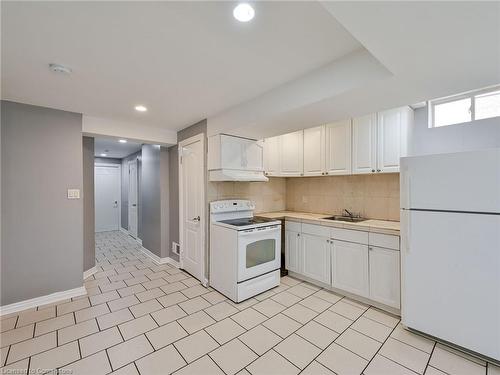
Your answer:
49;63;72;74
100;153;107;157
233;3;255;22
119;139;127;143
135;105;147;112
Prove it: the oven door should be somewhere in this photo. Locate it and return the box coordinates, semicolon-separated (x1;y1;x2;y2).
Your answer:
237;225;281;282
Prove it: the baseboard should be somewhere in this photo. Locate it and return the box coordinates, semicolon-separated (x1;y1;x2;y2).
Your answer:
0;286;87;316
83;266;98;280
120;227;143;245
139;246;180;268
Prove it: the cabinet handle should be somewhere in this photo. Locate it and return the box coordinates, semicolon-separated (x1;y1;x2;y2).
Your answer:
325;172;329;175
377;169;381;172
321;172;325;175
297;233;300;237
371;169;375;173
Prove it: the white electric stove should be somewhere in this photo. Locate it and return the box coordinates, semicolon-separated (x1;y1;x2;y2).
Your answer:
210;200;281;302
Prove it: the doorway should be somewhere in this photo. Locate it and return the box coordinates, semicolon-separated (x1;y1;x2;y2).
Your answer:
179;133;205;282
94;163;121;232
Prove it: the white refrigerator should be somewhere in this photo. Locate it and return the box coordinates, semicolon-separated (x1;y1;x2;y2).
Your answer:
400;148;500;361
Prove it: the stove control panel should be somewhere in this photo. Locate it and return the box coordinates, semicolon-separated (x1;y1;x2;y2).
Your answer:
210;200;255;213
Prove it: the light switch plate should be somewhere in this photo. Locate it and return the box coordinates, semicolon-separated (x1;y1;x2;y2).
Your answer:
67;189;80;199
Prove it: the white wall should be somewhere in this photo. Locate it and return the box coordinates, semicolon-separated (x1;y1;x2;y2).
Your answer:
409;106;500;156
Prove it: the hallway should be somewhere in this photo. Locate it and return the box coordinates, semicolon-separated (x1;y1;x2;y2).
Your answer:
0;231;496;374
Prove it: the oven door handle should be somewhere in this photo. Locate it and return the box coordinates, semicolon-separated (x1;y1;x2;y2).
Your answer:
239;225;280;235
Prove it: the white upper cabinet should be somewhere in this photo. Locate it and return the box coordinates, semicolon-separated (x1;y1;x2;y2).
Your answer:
262;106;412;177
377;107;411;173
280;130;304;176
325;120;352;176
263;136;281;176
303;126;325;176
352;113;377;174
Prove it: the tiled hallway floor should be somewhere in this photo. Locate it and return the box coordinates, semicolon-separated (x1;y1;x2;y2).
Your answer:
1;231;498;375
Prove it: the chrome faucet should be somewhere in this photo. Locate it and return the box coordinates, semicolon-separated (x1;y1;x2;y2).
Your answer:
344;209;355;219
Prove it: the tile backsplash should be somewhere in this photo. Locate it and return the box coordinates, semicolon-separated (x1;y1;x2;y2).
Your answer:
208;178;286;213
286;174;400;221
208;173;400;221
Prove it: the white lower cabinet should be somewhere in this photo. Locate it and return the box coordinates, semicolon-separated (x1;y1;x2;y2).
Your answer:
369;246;401;308
301;233;331;285
285;229;301;273
332;240;369;298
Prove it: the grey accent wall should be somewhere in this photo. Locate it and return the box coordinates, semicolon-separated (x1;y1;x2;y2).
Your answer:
83;137;95;272
1;101;83;305
160;147;170;259
141;145;161;256
168;146;179;257
121;151;141;234
410;107;500;156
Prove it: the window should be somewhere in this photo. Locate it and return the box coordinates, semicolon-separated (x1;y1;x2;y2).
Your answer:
429;85;500;128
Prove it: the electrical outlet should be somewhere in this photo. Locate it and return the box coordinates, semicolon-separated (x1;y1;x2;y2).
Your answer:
67;189;80;199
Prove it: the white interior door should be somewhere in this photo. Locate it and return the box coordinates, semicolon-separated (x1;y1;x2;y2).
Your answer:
95;164;121;232
128;159;138;238
179;134;205;281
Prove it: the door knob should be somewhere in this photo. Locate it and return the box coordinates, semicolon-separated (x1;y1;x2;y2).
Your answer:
192;216;200;222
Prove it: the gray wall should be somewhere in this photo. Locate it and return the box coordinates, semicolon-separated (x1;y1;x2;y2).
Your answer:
160;147;171;259
83;137;95;272
121;151;141;234
410;106;500;156
168;146;179;251
141;145;161;256
1;101;83;305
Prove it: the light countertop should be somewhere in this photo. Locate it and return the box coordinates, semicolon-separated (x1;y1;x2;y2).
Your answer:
257;211;400;235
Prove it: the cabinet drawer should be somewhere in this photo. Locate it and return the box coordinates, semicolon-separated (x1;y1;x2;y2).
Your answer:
331;228;368;244
369;233;400;250
285;221;301;232
302;223;330;237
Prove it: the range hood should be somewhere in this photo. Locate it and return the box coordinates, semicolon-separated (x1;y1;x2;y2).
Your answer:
209;169;268;182
208;134;268;182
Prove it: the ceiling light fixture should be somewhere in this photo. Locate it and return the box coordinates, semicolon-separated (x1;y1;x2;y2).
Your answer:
100;153;107;157
119;139;127;143
49;63;72;74
233;3;255;22
135;105;147;112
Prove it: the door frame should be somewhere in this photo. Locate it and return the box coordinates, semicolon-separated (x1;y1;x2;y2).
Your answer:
178;133;206;284
94;162;122;231
127;158;139;238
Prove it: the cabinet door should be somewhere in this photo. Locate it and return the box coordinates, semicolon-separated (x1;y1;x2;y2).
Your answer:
352;114;377;174
280;131;304;176
369;246;400;308
377;108;404;173
285;230;301;273
263;136;281;176
303;126;325;176
325;120;352;175
332;240;369;297
301;233;331;284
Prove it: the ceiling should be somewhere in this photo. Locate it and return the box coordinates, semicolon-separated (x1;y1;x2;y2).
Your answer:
209;1;500;138
1;1;361;132
94;138;142;159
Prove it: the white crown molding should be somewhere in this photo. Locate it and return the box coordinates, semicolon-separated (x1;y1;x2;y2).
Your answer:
83;266;98;280
0;286;87;316
139;246;180;268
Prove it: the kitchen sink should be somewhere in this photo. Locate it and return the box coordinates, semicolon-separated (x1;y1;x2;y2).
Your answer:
323;215;367;223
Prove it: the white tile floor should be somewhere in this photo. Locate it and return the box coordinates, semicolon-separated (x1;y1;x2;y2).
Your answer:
1;230;498;375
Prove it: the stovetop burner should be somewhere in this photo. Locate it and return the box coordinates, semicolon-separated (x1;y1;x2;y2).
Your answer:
218;217;274;227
